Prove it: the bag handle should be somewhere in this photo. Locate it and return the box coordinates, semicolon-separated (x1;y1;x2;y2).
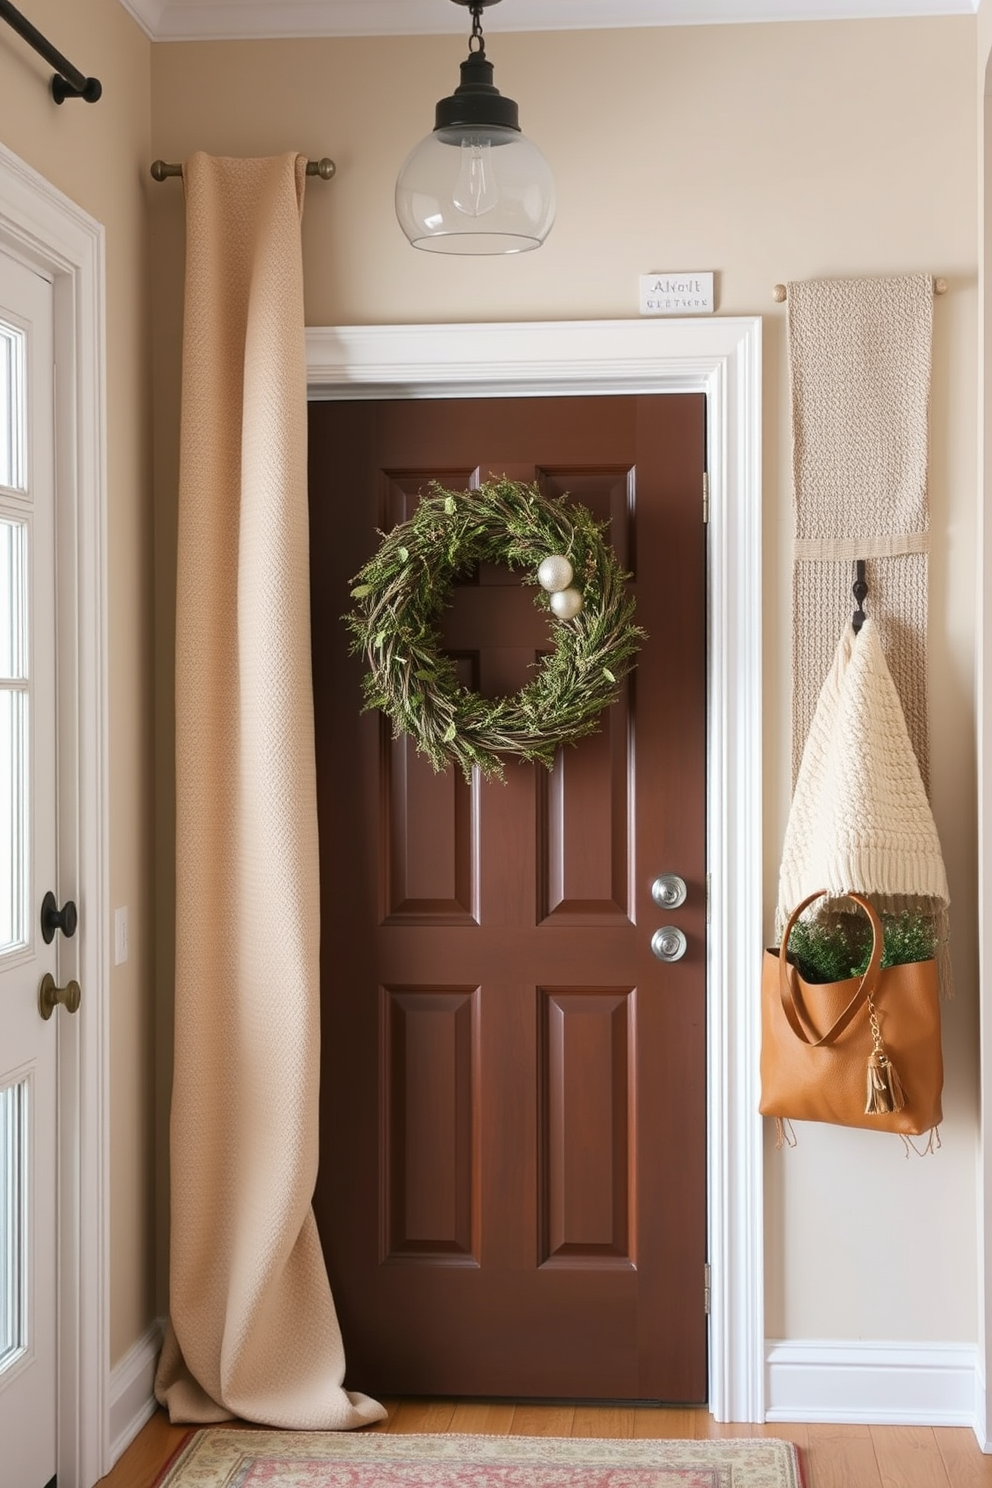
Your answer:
778;890;885;1048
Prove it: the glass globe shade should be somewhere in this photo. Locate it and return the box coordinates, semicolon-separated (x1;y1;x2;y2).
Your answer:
396;124;555;255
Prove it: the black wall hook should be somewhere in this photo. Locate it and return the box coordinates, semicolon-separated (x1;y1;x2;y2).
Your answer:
852;559;868;633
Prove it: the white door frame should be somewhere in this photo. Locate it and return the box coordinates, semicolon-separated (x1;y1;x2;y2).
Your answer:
306;316;765;1422
0;141;109;1484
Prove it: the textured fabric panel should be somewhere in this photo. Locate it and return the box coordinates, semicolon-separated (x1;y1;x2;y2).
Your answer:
792;532;929;560
786;274;932;787
153;151;384;1430
787;274;932;541
791;554;929;794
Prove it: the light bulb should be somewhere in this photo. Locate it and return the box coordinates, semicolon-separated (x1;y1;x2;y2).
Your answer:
453;139;499;218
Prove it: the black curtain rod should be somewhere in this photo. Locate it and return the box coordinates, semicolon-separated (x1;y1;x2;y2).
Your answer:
0;0;101;102
151;159;337;181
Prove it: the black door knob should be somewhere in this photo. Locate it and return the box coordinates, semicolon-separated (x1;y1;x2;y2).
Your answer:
41;890;77;944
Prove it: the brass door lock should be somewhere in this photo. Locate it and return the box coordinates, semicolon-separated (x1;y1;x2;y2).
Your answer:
39;972;81;1020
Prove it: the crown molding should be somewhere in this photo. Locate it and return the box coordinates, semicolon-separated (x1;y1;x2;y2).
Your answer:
117;0;977;43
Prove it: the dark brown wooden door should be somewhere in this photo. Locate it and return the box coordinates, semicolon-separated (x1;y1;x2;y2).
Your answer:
308;393;707;1403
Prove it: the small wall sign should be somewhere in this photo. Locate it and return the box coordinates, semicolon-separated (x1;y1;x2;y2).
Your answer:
639;272;715;316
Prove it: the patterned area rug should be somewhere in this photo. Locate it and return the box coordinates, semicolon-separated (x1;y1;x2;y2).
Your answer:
155;1430;803;1487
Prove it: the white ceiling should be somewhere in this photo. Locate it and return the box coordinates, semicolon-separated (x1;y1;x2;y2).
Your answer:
117;0;977;43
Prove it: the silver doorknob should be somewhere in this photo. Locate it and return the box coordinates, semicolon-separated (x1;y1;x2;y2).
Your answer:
651;926;687;963
39;972;81;1020
651;874;687;909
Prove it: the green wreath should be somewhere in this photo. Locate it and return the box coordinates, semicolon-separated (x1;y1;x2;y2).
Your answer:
345;477;644;781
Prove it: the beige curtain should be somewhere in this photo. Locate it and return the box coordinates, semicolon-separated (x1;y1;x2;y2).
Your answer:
154;152;384;1429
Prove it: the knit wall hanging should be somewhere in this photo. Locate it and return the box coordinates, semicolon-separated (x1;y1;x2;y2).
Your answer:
787;273;933;791
777;617;950;971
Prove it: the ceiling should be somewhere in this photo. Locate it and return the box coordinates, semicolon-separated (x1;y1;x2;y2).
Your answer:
117;0;977;42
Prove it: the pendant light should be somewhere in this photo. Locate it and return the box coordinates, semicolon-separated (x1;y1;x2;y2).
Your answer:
395;0;555;255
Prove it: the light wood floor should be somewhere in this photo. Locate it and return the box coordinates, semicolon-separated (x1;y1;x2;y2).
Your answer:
98;1400;992;1488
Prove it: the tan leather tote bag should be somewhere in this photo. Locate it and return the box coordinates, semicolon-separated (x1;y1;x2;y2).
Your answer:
760;889;942;1136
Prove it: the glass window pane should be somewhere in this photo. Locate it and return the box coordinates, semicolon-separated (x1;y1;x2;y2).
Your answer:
0;321;25;493
0;518;26;679
0;691;26;953
0;519;27;954
0;1077;27;1376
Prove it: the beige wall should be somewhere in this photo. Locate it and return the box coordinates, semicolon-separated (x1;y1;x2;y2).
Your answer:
151;16;980;1348
0;0;156;1365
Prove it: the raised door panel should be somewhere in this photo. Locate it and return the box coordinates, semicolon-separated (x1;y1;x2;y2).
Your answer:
382;986;479;1263
540;988;635;1268
382;732;478;925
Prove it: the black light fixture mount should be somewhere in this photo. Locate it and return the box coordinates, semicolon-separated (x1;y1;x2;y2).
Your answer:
436;0;519;138
395;0;555;255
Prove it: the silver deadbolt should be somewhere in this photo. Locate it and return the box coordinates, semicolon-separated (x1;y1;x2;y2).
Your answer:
651;926;688;963
651;874;687;910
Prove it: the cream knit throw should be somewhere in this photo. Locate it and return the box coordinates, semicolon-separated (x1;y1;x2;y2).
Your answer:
154;153;384;1430
777;618;949;970
788;274;933;791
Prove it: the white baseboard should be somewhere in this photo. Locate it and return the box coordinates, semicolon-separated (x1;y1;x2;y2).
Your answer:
104;1328;985;1453
108;1317;165;1465
765;1340;980;1433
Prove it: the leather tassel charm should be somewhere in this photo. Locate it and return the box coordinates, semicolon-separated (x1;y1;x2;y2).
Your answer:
864;994;906;1115
865;1049;906;1115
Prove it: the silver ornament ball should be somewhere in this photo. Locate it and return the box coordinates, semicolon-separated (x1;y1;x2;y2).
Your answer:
549;587;584;621
537;554;574;593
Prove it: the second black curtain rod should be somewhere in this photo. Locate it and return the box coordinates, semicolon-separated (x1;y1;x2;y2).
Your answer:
0;0;101;102
151;159;337;181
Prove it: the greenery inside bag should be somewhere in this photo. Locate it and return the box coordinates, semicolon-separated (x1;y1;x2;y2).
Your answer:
759;889;943;1141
